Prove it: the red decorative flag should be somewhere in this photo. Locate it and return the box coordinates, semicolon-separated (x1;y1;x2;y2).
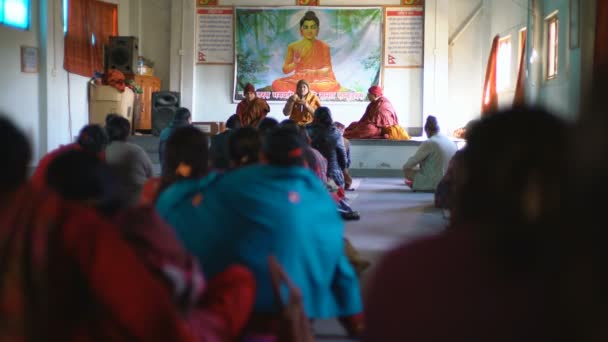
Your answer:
297;0;319;5
197;0;218;6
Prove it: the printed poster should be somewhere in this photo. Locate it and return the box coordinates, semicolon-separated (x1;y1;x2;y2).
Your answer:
234;7;383;103
385;7;424;68
196;8;233;64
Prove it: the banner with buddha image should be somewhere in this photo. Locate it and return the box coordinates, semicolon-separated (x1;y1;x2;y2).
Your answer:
234;7;383;103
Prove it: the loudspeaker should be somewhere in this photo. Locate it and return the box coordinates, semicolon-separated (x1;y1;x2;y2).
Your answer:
106;36;138;74
151;91;180;136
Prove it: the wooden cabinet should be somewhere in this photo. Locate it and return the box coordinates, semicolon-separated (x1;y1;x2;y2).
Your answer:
132;75;160;130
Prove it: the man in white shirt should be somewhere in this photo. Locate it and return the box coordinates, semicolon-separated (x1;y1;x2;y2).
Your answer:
403;116;458;191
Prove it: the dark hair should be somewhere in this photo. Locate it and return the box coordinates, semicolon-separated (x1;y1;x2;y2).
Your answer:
174;107;191;123
105;113;121;126
262;126;307;167
105;116;130;142
46;149;120;215
226;114;241;130
313;107;333;127
300;10;320;28
309;107;337;162
159;126;209;195
463;119;479;140
228;127;261;167
0;116;31;194
257;117;279;137
77;124;109;153
280;119;300;132
424;115;439;133
452;107;567;272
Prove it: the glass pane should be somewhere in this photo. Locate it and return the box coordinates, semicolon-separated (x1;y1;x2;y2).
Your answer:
3;0;29;29
0;0;4;24
497;37;512;92
63;0;67;33
554;20;558;76
548;20;556;77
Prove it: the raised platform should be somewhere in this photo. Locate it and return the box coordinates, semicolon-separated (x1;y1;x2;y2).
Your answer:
348;137;464;178
128;133;463;179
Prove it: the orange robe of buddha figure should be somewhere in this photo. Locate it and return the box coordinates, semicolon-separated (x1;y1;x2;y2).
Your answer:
272;39;341;93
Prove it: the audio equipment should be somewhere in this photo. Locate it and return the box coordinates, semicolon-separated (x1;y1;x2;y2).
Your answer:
151;91;180;136
106;36;139;74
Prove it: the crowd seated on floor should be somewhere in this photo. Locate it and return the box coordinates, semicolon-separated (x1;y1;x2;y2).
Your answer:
0;105;366;340
3;75;608;341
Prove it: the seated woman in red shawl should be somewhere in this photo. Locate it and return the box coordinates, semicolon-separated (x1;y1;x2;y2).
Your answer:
236;83;270;128
272;11;341;93
0;116;255;341
343;86;399;139
30;124;109;190
0;117;194;341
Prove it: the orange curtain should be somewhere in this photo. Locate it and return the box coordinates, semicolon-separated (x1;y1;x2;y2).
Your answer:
92;1;118;73
64;0;117;77
594;0;608;71
513;30;527;107
481;35;499;116
64;0;94;76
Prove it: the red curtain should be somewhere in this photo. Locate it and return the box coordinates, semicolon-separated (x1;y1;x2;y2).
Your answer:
594;0;608;71
481;35;499;116
513;30;527;107
64;0;117;77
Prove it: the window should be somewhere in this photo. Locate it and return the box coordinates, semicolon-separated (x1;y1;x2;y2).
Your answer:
546;14;558;79
63;0;67;33
0;0;30;30
497;36;512;92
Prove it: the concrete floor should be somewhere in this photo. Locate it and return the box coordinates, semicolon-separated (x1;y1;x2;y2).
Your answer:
314;177;447;341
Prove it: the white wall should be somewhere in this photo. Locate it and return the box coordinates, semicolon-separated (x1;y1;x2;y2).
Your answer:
0;0;42;161
139;0;172;90
170;0;444;134
424;0;449;130
448;0;483;131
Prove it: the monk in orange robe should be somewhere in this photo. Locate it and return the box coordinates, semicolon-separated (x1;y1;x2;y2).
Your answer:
272;11;341;93
236;83;270;127
344;86;399;139
282;79;322;126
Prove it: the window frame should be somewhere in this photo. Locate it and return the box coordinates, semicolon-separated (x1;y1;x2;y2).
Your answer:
546;13;559;80
0;0;31;30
